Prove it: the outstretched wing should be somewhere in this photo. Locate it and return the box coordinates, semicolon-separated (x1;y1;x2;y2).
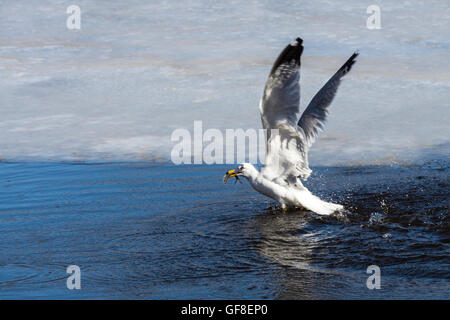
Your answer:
298;52;359;147
260;39;358;183
260;38;311;182
260;38;303;130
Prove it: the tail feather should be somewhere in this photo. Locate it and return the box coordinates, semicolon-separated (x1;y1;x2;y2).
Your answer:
297;189;343;215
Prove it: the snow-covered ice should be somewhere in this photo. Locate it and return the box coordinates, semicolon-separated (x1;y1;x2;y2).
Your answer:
0;0;449;164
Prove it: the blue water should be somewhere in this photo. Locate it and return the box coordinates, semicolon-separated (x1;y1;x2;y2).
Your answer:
0;161;448;299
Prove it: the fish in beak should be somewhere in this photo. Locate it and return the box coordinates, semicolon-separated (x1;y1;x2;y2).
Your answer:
223;169;241;184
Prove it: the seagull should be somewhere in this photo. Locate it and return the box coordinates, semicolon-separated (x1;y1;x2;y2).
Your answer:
224;38;358;215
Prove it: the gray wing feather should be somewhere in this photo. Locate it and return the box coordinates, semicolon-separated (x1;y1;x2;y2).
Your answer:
260;38;311;181
298;52;358;146
260;38;303;130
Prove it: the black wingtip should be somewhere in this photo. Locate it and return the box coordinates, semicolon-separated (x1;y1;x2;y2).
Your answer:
339;51;359;74
269;37;304;76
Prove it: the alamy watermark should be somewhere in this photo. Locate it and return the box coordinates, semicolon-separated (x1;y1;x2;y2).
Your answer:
170;121;279;165
66;5;81;30
366;5;381;29
66;265;81;290
366;265;381;289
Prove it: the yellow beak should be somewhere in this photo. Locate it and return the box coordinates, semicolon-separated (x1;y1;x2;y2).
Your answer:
223;170;237;184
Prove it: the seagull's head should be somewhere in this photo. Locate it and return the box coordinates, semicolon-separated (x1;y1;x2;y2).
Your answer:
223;163;258;184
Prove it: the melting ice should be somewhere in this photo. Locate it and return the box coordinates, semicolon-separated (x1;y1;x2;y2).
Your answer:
0;0;449;164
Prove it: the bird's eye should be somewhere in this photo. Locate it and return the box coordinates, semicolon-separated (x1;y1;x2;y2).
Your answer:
239;166;244;170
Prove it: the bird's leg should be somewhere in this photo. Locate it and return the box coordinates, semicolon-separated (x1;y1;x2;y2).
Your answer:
280;203;288;212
